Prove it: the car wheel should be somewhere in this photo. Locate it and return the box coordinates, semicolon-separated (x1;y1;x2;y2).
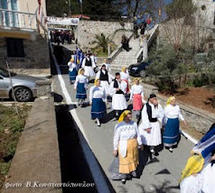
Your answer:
140;70;146;78
13;87;32;102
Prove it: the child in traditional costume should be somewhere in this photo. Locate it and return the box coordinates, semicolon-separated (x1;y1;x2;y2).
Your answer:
82;53;96;80
113;110;143;184
138;94;164;156
110;73;127;119
163;96;186;152
74;68;88;107
68;58;77;84
120;67;131;95
89;79;106;127
96;64;113;96
130;78;145;120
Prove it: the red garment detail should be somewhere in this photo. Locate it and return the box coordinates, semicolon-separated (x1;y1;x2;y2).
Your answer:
146;18;151;24
122;79;129;93
133;94;143;111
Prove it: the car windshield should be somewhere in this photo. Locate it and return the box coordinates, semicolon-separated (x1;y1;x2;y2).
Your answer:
0;68;16;77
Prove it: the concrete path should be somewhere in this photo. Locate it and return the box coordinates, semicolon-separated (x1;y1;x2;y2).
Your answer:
52;72;194;193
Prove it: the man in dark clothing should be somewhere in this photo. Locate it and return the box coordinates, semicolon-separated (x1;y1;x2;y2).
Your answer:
121;35;131;52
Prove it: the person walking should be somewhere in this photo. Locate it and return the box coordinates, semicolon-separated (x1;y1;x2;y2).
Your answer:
96;64;112;96
110;73;127;119
113;110;143;184
120;67;131;95
89;79;106;127
82;52;96;81
130;78;145;120
121;35;131;52
74;68;88;107
138;94;164;156
68;58;77;84
163;96;186;153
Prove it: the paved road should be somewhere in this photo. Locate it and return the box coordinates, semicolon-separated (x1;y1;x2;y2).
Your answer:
52;69;194;193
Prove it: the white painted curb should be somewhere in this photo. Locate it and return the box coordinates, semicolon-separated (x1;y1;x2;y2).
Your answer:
181;130;198;145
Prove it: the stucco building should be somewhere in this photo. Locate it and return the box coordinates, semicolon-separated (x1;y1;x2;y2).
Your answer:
0;0;49;75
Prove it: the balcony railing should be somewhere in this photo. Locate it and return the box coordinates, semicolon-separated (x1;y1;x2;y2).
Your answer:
0;8;37;31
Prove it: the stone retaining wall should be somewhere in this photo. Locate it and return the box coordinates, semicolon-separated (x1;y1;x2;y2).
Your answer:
2;97;62;193
76;20;133;49
142;83;215;134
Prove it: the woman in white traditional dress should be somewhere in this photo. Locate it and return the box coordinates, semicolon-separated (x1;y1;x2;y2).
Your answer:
96;64;112;96
138;94;164;156
82;53;96;80
120;67;131;94
130;78;146;120
74;68;88;107
163;96;186;153
68;57;77;84
113;110;143;184
89;79;106;127
110;72;127;119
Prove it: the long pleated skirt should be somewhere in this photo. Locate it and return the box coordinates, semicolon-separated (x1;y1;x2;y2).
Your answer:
91;98;106;119
119;138;139;174
69;69;77;81
76;83;87;99
163;118;180;147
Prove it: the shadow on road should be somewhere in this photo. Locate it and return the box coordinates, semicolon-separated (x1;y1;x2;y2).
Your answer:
55;104;116;193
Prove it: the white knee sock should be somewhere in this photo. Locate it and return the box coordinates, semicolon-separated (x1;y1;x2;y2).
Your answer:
96;118;100;126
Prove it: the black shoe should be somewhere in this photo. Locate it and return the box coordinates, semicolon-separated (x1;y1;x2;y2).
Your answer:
169;148;173;153
154;151;159;156
121;179;126;184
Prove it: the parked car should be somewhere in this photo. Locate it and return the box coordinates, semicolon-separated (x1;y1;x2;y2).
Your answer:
128;61;149;77
0;68;42;102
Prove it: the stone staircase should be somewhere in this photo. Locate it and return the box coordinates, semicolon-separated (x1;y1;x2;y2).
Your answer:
110;36;141;71
109;24;159;71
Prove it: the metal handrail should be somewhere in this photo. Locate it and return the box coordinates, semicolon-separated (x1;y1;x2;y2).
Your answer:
0;8;37;30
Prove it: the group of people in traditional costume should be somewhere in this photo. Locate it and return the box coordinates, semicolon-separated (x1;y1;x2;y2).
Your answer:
66;49;215;189
111;93;188;184
68;48;98;84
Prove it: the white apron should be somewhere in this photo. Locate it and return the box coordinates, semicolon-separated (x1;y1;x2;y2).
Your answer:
139;122;161;146
112;94;127;110
84;66;95;78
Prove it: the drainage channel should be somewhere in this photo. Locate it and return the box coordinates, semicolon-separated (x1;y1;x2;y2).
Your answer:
55;104;97;193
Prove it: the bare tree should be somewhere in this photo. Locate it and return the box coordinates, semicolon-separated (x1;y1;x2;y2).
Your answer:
160;0;197;52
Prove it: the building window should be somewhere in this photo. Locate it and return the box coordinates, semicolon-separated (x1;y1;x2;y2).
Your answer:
6;38;25;57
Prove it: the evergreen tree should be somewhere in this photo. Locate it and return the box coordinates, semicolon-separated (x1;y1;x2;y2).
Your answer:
46;0;121;20
82;0;121;20
46;0;68;17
